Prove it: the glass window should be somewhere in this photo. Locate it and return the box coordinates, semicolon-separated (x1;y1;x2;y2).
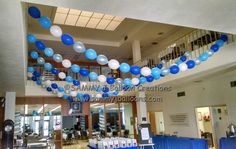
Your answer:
120;103;134;138
105;103;120;137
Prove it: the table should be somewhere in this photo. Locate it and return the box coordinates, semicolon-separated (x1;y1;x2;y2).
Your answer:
220;137;236;149
139;143;155;149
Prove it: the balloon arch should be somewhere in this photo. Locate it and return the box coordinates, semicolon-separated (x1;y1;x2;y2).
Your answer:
27;6;228;104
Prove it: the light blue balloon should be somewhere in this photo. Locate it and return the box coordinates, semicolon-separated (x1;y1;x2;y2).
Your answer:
71;64;80;73
96;86;103;92
154;74;161;80
37;57;45;65
73;41;86;53
27;34;37;43
58;87;64;92
44;63;52;71
199;52;209;61
175;59;183;65
108;92;113;97
123;78;132;86
85;49;97;60
139;77;147;84
215;39;224;47
96;55;108;65
44;47;54;57
89;72;98;81
119;63;130;73
30;51;39;59
151;67;161;77
115;78;123;84
53;54;63;63
38;16;52;29
27;67;34;73
65;76;73;83
161;68;169;76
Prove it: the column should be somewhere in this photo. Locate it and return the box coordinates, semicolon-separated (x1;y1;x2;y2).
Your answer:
132;40;141;64
4;92;16;121
136;92;148;124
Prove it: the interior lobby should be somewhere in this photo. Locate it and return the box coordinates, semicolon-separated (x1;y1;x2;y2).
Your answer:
1;0;236;149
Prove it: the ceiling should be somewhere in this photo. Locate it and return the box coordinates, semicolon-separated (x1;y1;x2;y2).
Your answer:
27;3;182;62
1;0;236;96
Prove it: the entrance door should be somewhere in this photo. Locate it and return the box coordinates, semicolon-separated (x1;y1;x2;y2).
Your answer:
148;112;165;135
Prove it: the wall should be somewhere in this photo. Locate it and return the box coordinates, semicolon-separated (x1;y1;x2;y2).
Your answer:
146;69;236;138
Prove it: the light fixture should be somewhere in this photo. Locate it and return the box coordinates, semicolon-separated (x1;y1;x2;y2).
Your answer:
38;104;48;113
54;7;125;31
25;105;28;115
50;105;61;112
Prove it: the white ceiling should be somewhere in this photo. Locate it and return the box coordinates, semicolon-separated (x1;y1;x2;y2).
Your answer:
1;0;236;96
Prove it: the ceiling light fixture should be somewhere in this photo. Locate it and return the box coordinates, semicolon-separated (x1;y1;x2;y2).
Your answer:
38;104;48;113
54;7;125;31
25;105;28;115
50;105;61;112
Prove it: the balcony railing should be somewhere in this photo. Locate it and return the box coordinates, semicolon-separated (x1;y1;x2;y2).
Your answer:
136;30;235;68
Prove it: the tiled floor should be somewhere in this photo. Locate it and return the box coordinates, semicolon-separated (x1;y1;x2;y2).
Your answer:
63;140;88;149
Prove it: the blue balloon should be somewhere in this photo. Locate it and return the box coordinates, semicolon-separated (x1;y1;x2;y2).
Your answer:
28;6;41;18
67;96;74;102
139;77;147;84
186;60;196;69
30;51;39;59
46;87;52;92
103;87;109;93
73;80;80;86
180;55;187;62
199;52;209;61
108;93;113;97
63;95;68;100
65;76;73;83
44;63;52;71
146;75;154;82
61;34;74;45
85;49;97;60
35;40;46;51
215;39;224;47
51;83;58;89
113;91;119;96
220;35;228;42
33;71;40;77
170;65;179;74
44;48;54;57
27;67;34;73
102;93;109;98
107;77;115;84
27;34;37;43
31;76;37;81
58;87;64;92
151;67;161;77
89;72;98;81
51;68;59;75
36;80;42;85
71;64;80;73
96;86;103;92
130;66;141;75
79;68;89;76
175;59;183;65
38;16;51;28
123;78;132;86
77;93;83;99
83;94;90;101
154;75;161;80
119;63;130;73
210;44;220;52
157;63;163;69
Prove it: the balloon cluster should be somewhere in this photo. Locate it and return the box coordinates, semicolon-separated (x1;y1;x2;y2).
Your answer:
28;6;228;102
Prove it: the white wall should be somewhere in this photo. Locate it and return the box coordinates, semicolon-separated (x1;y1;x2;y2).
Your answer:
146;70;236;138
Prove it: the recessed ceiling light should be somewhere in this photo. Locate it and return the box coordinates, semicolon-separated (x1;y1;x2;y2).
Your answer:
152;42;158;45
54;7;125;31
158;32;164;35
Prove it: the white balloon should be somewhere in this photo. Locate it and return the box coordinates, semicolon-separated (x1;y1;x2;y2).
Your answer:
27;72;33;77
70;91;77;97
96;93;102;98
108;59;120;70
58;72;66;79
57;92;63;98
62;59;71;68
98;75;106;83
45;80;51;86
132;78;139;85
50;25;62;37
179;63;188;71
141;67;151;76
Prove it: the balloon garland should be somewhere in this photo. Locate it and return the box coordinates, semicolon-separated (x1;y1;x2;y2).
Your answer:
27;6;228;102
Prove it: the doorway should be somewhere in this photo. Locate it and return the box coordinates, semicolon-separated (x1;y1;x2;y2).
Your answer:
195;105;229;149
148;112;165;135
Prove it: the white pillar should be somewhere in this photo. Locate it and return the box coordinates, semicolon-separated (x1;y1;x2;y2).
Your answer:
5;92;16;121
136;92;148;124
132;40;141;64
